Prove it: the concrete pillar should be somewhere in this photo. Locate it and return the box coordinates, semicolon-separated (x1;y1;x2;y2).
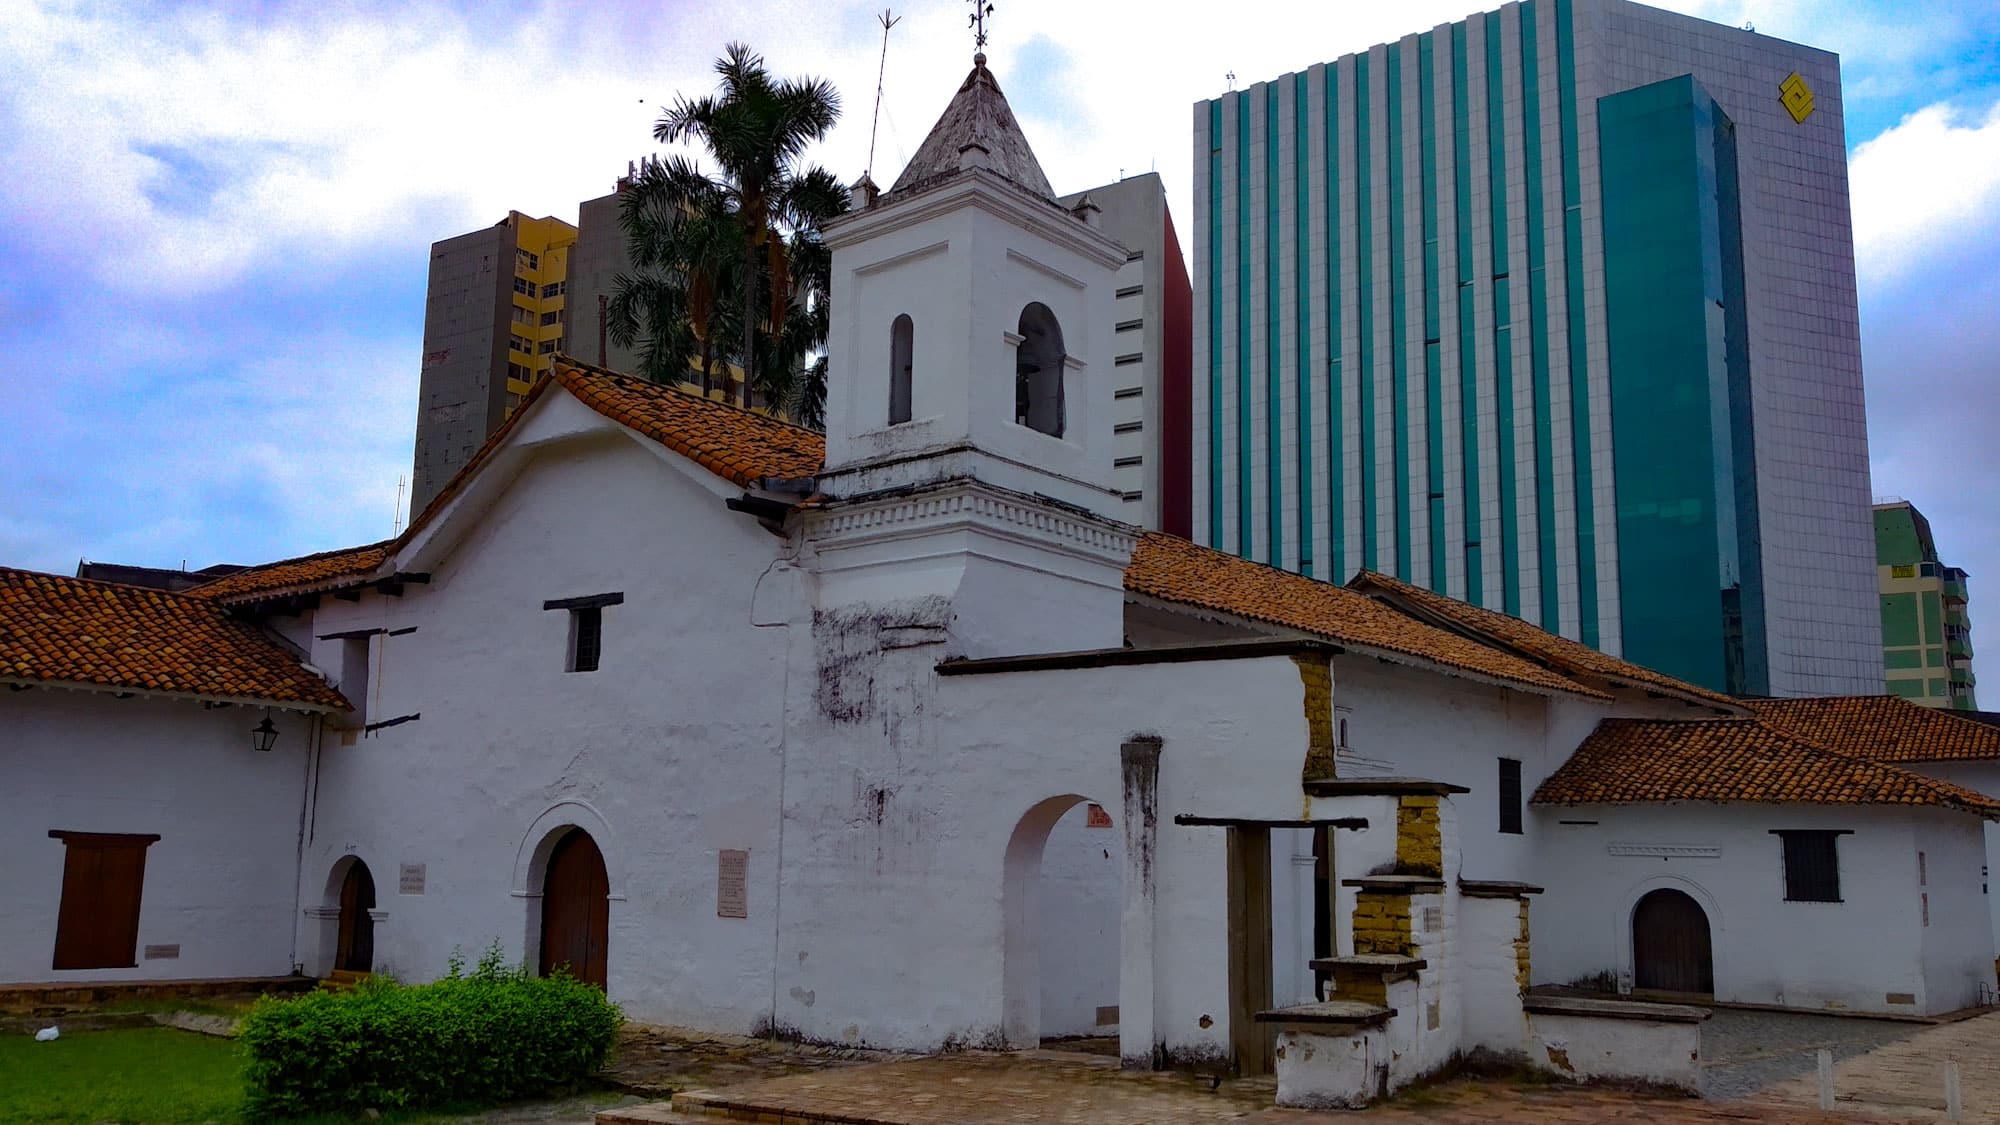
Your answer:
1119;735;1163;1067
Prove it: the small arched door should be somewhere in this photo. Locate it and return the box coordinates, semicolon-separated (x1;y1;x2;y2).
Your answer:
1632;888;1713;995
334;861;376;973
539;831;610;988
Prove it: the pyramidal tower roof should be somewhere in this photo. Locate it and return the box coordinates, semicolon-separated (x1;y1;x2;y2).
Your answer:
888;53;1057;203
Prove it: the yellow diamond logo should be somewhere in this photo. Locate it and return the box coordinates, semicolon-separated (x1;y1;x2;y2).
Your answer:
1779;72;1815;124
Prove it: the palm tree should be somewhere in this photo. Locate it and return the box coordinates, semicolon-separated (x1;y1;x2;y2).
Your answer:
627;42;844;417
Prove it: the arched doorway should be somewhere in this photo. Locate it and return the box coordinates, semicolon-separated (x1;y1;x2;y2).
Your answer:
1002;795;1120;1047
334;860;376;973
1633;888;1713;996
539;830;609;988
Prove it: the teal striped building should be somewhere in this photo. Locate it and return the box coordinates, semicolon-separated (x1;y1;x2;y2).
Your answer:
1192;0;1883;697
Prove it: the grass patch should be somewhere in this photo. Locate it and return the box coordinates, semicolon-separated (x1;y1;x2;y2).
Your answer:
0;1027;626;1124
0;1027;244;1125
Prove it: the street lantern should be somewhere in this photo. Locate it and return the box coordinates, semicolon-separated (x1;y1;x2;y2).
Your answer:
251;715;280;753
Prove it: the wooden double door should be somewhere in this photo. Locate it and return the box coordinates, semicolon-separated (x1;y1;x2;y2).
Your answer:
539;831;609;988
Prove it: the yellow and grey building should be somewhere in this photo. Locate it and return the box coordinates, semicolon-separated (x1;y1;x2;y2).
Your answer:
411;211;576;511
1876;500;1976;710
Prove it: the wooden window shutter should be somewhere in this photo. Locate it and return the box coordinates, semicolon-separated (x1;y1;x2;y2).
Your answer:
49;831;159;971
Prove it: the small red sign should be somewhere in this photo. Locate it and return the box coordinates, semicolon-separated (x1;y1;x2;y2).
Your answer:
1086;803;1113;829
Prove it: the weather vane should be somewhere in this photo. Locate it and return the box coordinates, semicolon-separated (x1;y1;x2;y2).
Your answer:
968;0;993;52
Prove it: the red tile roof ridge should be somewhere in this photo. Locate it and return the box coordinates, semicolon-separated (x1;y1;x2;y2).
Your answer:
0;566;350;710
1345;569;1741;711
1125;533;1608;701
1533;715;2000;818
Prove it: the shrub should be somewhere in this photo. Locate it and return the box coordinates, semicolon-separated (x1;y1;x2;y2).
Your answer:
238;942;622;1117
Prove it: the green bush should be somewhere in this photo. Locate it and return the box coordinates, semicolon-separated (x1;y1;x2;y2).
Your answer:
238;942;622;1117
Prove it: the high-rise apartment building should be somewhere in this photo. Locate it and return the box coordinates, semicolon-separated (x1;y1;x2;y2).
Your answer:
411;211;576;511
568;182;642;376
1055;174;1194;536
1875;500;1977;710
1192;0;1881;696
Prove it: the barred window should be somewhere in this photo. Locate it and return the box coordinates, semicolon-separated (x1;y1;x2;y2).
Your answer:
1773;830;1847;902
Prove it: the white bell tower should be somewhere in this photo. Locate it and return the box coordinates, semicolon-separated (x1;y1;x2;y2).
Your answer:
804;54;1138;658
818;54;1128;519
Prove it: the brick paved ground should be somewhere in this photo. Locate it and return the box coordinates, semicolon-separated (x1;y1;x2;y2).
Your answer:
597;1048;1868;1125
1759;1009;2000;1121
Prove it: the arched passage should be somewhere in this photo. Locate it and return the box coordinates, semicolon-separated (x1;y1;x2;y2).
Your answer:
1632;888;1713;996
1015;303;1066;437
539;829;610;989
1002;794;1121;1047
333;859;376;973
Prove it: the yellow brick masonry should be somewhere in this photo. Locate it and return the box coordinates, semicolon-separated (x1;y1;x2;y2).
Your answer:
1396;796;1443;876
1352;894;1414;956
1293;654;1336;783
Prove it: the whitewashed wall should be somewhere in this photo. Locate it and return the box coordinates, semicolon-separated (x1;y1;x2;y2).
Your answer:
297;421;792;1029
1533;803;1990;1014
1037;801;1123;1038
768;650;1314;1057
1;692;316;983
1910;761;2000;960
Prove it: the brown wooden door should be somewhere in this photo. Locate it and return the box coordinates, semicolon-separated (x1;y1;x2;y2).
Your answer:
1633;889;1713;995
539;831;609;988
49;831;158;971
335;862;376;972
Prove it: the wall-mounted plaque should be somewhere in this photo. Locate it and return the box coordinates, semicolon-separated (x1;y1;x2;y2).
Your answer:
717;850;748;918
399;863;427;895
1086;804;1113;828
143;944;180;960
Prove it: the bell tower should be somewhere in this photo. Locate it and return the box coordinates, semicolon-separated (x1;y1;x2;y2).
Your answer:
805;54;1137;658
818;54;1128;520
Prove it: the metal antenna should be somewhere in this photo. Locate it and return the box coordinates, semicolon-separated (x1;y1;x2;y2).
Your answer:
866;9;901;179
968;0;993;53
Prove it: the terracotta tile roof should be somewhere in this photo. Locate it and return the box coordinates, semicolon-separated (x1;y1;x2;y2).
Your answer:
554;359;824;489
0;567;348;710
1124;533;1606;699
1749;696;2000;763
1346;571;1741;711
1532;718;2000;817
187;540;391;603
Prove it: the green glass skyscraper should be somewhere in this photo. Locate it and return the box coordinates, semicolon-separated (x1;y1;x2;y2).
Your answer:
1193;0;1881;697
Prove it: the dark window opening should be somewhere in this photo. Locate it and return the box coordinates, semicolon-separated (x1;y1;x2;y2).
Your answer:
1015;303;1066;437
49;831;159;970
569;607;602;673
889;314;914;425
1498;758;1523;834
1774;829;1847;902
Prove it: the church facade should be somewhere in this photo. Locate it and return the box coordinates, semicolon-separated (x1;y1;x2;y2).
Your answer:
6;54;2000;1080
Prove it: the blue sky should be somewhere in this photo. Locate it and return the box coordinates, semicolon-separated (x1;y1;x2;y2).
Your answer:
2;0;1996;673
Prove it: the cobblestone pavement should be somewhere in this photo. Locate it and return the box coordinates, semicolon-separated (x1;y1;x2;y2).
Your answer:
1758;1009;2000;1120
1699;1008;1926;1099
597;1048;1871;1125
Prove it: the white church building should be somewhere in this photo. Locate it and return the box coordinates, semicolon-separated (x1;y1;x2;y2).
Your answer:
8;53;2000;1094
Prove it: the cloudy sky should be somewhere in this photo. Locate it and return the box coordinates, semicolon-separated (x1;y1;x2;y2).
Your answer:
1;1;1995;649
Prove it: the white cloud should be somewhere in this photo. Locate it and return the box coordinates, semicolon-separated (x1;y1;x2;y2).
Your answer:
1848;99;2000;289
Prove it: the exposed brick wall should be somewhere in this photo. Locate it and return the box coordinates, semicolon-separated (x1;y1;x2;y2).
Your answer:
1352;893;1413;956
1294;654;1336;781
1396;796;1443;876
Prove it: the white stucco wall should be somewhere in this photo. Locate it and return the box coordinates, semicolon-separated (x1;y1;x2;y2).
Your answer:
1523;1009;1701;1090
296;425;792;1029
1037;800;1123;1037
1910;761;2000;961
1532;803;1989;1014
768;648;1317;1057
1;692;316;983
